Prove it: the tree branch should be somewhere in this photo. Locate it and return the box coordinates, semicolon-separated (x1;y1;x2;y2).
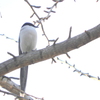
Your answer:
24;0;50;45
0;76;33;100
0;24;100;77
57;57;100;81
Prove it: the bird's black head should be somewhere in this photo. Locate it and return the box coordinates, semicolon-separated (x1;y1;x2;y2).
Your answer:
22;22;38;28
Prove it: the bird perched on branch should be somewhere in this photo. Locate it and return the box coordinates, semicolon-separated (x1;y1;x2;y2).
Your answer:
18;22;37;91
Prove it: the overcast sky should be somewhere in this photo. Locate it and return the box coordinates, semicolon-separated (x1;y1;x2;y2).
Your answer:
0;0;100;100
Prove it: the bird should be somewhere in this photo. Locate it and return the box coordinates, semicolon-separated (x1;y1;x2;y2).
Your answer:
18;22;37;91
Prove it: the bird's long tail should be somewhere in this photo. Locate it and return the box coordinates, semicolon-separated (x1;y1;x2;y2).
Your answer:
20;66;28;91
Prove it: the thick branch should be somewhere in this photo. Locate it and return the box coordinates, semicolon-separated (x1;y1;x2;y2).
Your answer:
0;24;100;76
0;76;33;100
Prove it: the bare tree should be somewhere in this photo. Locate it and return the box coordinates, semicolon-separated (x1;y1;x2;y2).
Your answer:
0;0;100;100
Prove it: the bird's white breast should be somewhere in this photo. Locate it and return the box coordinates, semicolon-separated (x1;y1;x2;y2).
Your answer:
19;25;37;53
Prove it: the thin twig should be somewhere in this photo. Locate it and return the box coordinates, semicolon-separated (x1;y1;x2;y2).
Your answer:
45;1;59;19
67;26;72;39
40;23;50;45
0;34;18;43
65;27;72;58
65;27;72;59
7;52;16;59
24;0;40;19
51;58;56;63
24;0;50;46
57;57;100;81
48;39;55;42
53;37;59;45
31;5;41;8
9;77;19;80
66;53;70;59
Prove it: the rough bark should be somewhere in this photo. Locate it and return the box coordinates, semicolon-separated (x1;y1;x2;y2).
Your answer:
0;76;33;100
0;24;100;77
